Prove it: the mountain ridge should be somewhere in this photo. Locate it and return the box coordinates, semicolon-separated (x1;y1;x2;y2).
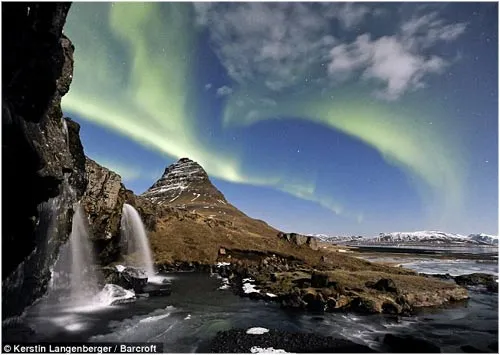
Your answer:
309;230;498;246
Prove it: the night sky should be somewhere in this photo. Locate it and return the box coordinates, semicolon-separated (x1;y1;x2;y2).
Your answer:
62;2;498;236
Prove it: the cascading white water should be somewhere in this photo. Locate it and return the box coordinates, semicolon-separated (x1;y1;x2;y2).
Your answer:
121;204;156;277
49;203;101;306
69;204;101;303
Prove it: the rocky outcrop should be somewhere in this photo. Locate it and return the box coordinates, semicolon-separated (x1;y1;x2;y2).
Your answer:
103;266;148;293
214;260;469;315
2;3;88;319
81;157;131;264
454;273;498;293
279;232;319;250
423;272;498;293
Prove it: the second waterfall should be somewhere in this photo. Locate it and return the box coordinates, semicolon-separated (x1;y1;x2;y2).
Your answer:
121;204;156;278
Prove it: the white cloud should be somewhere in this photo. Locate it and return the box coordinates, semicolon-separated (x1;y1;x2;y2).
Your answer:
194;3;335;91
327;11;465;100
195;3;466;100
216;85;233;97
401;11;467;49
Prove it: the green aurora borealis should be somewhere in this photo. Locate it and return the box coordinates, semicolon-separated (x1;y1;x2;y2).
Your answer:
62;2;497;234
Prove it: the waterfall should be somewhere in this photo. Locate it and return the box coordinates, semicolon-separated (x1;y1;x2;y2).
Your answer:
49;203;101;306
121;204;156;277
69;204;100;303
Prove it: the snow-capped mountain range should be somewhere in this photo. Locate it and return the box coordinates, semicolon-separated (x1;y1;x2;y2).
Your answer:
310;231;498;246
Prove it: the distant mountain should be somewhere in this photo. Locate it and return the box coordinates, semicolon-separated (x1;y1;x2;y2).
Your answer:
467;233;499;245
367;231;469;244
309;234;363;243
309;231;498;246
142;158;228;206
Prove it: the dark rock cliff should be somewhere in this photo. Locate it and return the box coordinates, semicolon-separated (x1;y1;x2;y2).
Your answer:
2;3;88;319
81;157;132;265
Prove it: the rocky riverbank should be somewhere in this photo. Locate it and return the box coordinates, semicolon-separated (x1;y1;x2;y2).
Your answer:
422;272;498;293
209;254;469;315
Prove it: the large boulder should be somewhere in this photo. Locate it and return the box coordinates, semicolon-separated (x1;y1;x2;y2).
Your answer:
290;233;308;246
2;3;88;319
278;233;319;251
306;236;319;250
103;266;148;293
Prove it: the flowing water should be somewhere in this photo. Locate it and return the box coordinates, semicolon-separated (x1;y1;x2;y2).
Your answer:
49;204;102;306
121;204;156;278
4;247;498;353
4;250;498;352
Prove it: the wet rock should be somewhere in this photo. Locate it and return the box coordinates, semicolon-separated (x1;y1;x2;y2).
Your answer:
303;292;326;312
311;272;329;288
97;284;136;305
142;282;172;297
351;297;381;314
381;301;401;314
454;273;498;293
103;266;148;293
383;334;441;353
1;319;36;342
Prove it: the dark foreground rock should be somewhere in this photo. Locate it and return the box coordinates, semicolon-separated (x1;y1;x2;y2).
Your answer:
423;273;498;293
382;334;441;353
454;273;498;293
204;328;376;353
2;3;89;319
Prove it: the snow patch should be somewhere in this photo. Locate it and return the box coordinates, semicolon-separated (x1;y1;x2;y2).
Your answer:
243;282;260;294
246;327;269;335
191;193;201;202
218;278;230;290
216;262;231;267
266;293;278;298
115;264;126;272
250;347;288;353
